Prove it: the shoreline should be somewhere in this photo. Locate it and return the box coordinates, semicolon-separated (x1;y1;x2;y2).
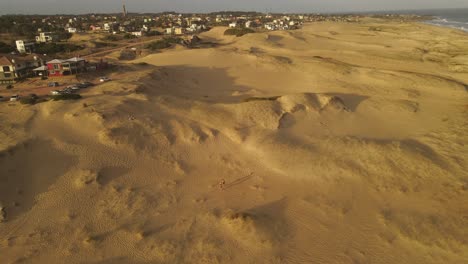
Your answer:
423;19;468;33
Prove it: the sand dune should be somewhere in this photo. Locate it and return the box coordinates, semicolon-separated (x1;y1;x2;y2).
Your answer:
1;21;467;263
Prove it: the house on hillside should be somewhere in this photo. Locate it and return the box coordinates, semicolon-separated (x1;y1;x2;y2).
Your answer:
36;32;59;43
165;27;174;35
0;54;47;84
90;25;102;31
16;40;35;54
130;31;143;37
47;57;86;77
174;27;186;35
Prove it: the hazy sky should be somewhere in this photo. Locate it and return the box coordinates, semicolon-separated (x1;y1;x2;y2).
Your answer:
1;0;468;15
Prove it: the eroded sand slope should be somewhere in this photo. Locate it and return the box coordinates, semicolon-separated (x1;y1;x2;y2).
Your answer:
1;21;467;263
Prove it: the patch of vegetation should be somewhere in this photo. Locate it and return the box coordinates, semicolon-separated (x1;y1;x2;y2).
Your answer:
119;49;137;60
0;42;15;53
146;30;162;36
244;96;280;102
224;28;255;37
35;43;84;54
93;41;118;48
51;94;82;101
103;34;121;41
145;37;183;50
368;27;383;32
274;56;293;64
146;40;171;50
123;33;137;39
164;37;184;44
20;97;36;105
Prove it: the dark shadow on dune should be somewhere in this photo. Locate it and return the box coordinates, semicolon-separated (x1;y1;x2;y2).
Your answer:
137;65;256;104
399;139;450;170
0;139;75;221
241;198;291;243
97;166;130;186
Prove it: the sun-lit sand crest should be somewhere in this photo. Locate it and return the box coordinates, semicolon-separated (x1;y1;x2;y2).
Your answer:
0;20;467;263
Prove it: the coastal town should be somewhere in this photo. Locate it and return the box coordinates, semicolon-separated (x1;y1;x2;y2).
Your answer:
1;0;468;263
0;6;427;103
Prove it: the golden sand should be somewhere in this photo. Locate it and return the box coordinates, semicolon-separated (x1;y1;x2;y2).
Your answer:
1;21;467;263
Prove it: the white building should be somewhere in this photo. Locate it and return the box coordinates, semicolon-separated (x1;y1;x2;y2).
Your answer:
15;40;35;54
229;22;237;28
36;32;57;43
67;27;77;33
165;27;174;35
174;27;186;35
130;31;143;37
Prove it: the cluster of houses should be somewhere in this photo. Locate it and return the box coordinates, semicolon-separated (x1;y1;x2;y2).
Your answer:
0;54;106;84
87;14;210;37
227;15;302;31
13;31;65;55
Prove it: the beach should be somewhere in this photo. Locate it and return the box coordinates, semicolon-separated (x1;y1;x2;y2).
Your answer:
1;19;467;263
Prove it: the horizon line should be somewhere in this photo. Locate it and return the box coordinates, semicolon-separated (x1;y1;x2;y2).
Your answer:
1;6;467;16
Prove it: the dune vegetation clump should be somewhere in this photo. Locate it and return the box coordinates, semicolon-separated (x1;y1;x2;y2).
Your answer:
51;94;82;101
146;37;183;50
19;97;37;105
224;28;255;37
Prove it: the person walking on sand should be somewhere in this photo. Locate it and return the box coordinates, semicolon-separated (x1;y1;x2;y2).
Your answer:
219;179;226;190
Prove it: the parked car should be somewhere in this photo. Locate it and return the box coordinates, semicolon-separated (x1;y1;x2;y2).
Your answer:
48;82;59;87
10;94;20;101
78;82;93;88
61;88;73;94
99;77;111;82
51;90;61;95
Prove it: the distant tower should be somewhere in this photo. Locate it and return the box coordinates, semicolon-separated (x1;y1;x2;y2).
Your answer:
122;2;127;17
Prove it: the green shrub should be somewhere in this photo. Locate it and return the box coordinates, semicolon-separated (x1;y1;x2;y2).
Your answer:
146;31;162;36
224;28;255;37
123;33;136;39
119;50;136;60
146;40;171;50
20;97;36;105
0;42;15;53
103;35;120;41
164;37;183;44
51;94;82;101
93;41;118;48
35;43;84;54
145;37;184;50
244;96;280;102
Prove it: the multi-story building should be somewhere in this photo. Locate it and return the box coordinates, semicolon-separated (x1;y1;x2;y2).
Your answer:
47;57;86;77
15;40;35;54
0;54;47;84
36;32;59;43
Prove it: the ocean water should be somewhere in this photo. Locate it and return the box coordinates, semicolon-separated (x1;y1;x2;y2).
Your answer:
421;8;468;32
